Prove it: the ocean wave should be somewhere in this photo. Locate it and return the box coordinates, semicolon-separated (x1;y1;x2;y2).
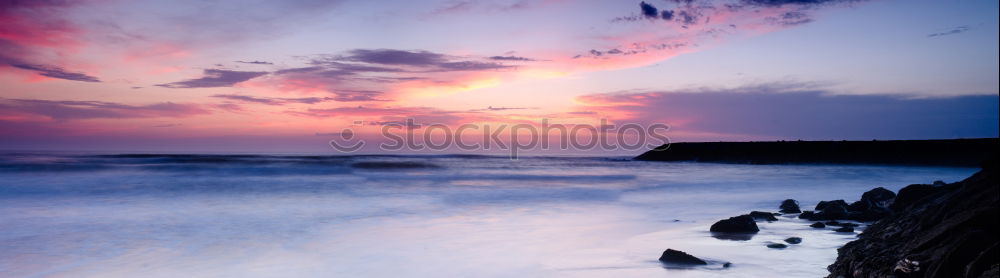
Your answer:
0;162;111;172
0;153;627;176
139;164;352;176
92;154;352;165
350;161;442;170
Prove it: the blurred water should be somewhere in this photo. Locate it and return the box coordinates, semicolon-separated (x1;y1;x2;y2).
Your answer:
0;153;978;277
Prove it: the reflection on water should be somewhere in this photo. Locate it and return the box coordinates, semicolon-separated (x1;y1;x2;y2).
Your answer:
0;153;977;277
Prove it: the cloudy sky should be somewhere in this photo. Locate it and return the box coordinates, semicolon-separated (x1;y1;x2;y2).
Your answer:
1;0;997;153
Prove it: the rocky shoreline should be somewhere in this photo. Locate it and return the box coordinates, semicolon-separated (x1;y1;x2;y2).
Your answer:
826;159;998;278
658;159;998;277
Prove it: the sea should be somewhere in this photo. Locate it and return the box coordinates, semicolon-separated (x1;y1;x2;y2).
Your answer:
0;152;979;277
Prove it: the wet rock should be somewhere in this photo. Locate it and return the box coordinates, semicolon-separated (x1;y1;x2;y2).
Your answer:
846;200;870;212
893;257;923;277
815;200;849;211
748;211;778;222
779;199;801;213
658;249;707;265
784;237;802;244
810;222;826;228
824;221;858;228
828;160;1000;278
709;215;759;233
848;202;890;221
722;262;732;268
860;187;895;208
767;243;788;249
813;200;850;220
710;233;755;241
799;211;815;220
834;226;854;233
890;183;942;212
846;187;896;221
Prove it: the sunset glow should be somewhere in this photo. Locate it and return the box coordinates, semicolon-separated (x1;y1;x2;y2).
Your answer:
1;0;997;153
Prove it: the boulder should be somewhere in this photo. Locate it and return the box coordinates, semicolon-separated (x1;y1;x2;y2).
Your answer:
779;199;801;213
815;200;849;211
860;187;895;208
846;199;871;212
813;201;850;220
824;221;857;228
799;211;815;220
845;187;897;221
890;184;942;212
834;226;854;233
785;237;802;244
847;200;890;221
709;215;760;233
810;222;826;228
658;249;708;265
748;211;778;222
710;233;754;241
767;243;788;249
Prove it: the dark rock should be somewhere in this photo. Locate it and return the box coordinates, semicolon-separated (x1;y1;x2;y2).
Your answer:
890;183;942;212
813;200;850;220
834;226;854;233
722;262;732;268
784;237;802;244
748;211;778;222
815;199;849;211
847;201;890;222
860;187;895;208
892;256;924;277
767;243;788;249
827;159;999;278
710;233;755;241
799;211;815;220
846;199;870;212
709;215;759;233
658;249;707;265
810;222;826;228
824;221;858;228
845;187;897;221
779;199;801;213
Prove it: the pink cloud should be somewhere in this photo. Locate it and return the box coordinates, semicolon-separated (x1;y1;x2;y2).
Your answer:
0;1;99;82
0;99;211;121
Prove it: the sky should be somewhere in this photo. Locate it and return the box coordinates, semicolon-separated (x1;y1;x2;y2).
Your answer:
1;0;997;154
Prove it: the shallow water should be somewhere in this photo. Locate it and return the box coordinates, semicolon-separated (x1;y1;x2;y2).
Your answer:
0;153;977;277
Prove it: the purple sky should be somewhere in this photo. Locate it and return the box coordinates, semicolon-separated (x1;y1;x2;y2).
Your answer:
1;0;997;153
